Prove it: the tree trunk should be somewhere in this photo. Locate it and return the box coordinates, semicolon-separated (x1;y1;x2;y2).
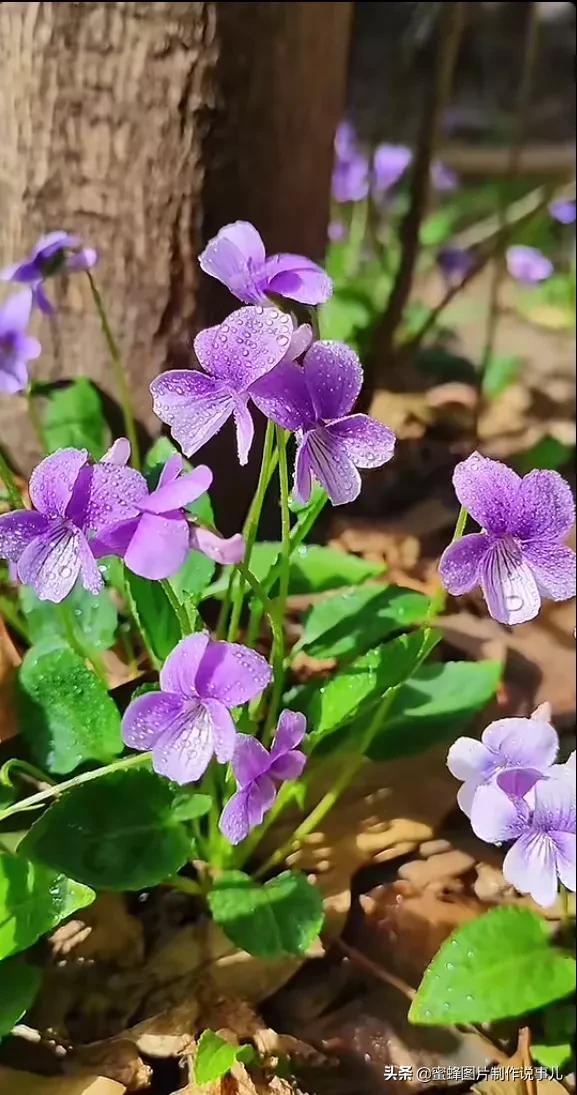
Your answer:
0;1;352;496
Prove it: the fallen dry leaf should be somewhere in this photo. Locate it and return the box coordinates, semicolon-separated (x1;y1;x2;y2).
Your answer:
50;894;144;968
0;614;21;743
65;1037;151;1091
0;1071;125;1095
474;1028;568;1095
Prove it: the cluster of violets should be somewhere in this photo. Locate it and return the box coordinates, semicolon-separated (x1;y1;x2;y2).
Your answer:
0;218;575;903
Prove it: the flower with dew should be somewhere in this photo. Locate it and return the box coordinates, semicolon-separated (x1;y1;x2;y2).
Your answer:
151;306;302;466
448;711;559;817
549;199;576;226
470;775;576;907
252;340;396;505
0;290;41;394
219;710;307;845
439;452;576;625
436;245;475;288
373;144;412;196
1;231;97;314
506;245;553;285
91;452;244;579
121;633;272;784
0;446;145;602
199;221;332;307
431;160;459;192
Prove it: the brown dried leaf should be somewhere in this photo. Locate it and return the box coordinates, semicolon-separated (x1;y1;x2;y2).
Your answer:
50;895;144;968
474;1028;568;1095
0;1071;125;1095
65;1038;151;1092
0;614;21;743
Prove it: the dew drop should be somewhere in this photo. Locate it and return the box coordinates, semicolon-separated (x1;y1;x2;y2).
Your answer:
467;950;474;959
466;994;474;1002
442;1002;450;1011
446;962;455;970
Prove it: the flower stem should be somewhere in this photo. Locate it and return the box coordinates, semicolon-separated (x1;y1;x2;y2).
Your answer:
255;686;401;879
345;198;369;277
428;503;468;619
86;272;141;470
161;578;191;637
224;421;276;642
165;874;203;897
0;751;151;824
262;429;291;740
0;449;24;510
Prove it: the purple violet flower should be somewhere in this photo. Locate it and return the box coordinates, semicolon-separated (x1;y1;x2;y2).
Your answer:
549;199;576;226
219;710;307;845
334;121;358;160
1;231;97;314
332;152;371;204
328;221;347;243
0;446;146;602
251;340;396;505
436;245;475;288
199;221;332;307
506;245;554;285
431;160;459;192
150;306;296;465
0;290;41;393
447;712;559;817
470;775;576;907
122;633;272;784
439;452;576;625
373;144;412;195
92;453;244;579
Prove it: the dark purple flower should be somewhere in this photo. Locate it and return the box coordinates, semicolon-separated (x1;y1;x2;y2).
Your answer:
1;231;97;314
436;245;475;288
439;452;576;625
0;290;41;393
199;221;331;307
373;144;412;195
448;712;559;817
0;446;146;602
431;160;459;192
506;245;553;285
252;341;396;505
471;775;576;907
92;453;244;578
332;152;370;204
219;710;307;844
549;199;576;226
150;306;295;465
122;633;272;784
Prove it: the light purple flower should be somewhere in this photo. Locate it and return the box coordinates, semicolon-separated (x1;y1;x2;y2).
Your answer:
0;446;146;602
91;453;244;578
373;144;412;195
199;221;331;307
439;452;576;625
431;160;459;192
471;776;576;907
252;340;396;505
1;231;97;314
549;199;576;226
0;290;41;393
332;152;370;204
436;245;475;288
328;221;347;243
122;633;272;784
506;245;553;285
334;121;358;160
150;306;295;465
219;710;307;845
447;713;559;817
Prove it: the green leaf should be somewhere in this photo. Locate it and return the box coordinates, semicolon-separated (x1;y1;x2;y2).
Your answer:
125;572;181;664
40;379;109;458
533;1003;576;1071
293;630;439;745
0;956;41;1037
19;582;117;651
420;207;457;246
169;551;215;604
367;660;502;761
0;851;94;960
481;354;522;401
171;791;212;823
17;643;123;775
289;544;386;593
515;437;574;474
195;1030;254;1085
208;870;324;958
21;768;191;891
297;584;429;661
319;287;376;347
409;907;576;1025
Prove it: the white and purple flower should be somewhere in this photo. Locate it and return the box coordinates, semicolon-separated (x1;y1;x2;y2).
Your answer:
219;710;307;845
1;231;97;314
251;340;396;505
199;221;332;307
439;452;576;625
0;290;41;394
506;245;553;285
121;634;272;784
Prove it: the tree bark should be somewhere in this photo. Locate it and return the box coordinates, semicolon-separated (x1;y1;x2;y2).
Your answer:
0;2;352;487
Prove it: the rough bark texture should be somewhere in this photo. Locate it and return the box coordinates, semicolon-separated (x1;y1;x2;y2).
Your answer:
0;2;352;494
